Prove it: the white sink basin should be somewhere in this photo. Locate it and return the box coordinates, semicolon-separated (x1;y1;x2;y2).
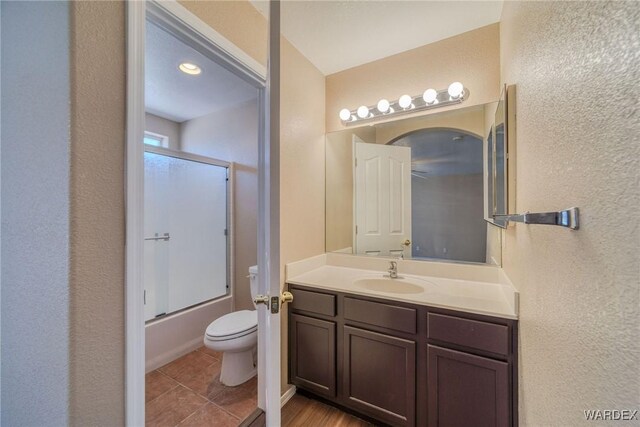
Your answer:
353;276;437;294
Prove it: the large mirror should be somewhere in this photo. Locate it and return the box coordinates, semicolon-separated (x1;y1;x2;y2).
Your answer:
326;103;504;265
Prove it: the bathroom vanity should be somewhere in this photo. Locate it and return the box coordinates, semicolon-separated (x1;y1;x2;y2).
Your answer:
286;254;519;427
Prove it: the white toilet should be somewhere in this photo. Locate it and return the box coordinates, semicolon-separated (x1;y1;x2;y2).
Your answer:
203;265;259;386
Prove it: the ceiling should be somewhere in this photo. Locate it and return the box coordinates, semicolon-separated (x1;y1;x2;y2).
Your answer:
251;1;503;75
392;129;483;177
145;22;258;123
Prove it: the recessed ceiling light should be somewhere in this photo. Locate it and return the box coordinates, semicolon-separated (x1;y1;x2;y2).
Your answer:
179;62;201;75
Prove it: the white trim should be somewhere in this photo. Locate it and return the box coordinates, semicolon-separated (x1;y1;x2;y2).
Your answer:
125;1;146;426
126;1;268;426
280;386;297;408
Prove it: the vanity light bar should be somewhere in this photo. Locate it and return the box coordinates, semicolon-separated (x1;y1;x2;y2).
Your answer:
339;82;469;125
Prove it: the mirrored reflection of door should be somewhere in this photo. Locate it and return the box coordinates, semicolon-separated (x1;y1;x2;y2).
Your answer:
144;149;229;321
354;142;412;257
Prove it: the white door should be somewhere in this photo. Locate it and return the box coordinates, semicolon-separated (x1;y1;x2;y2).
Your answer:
355;142;412;257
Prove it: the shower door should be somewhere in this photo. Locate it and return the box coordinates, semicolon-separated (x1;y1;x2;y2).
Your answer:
144;147;229;321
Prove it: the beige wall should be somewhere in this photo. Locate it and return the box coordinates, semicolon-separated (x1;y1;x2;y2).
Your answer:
69;1;126;424
279;36;326;392
180;100;259;311
326;23;500;133
500;2;639;425
145;113;181;150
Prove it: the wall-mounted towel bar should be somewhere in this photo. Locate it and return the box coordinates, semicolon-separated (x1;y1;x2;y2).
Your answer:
493;207;579;230
145;232;171;241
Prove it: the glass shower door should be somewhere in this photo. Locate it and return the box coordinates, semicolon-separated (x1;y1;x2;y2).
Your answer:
144;149;229;321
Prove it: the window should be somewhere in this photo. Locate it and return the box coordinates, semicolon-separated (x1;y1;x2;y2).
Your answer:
144;131;169;148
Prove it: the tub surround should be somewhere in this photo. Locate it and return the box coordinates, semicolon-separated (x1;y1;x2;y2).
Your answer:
145;296;233;372
286;253;518;320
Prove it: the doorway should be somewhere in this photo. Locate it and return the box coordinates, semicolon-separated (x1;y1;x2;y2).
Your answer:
126;1;279;425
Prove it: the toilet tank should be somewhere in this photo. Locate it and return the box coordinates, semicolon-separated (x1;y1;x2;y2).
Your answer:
249;265;258;308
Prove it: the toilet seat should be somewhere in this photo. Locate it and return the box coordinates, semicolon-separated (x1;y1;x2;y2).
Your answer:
205;310;257;341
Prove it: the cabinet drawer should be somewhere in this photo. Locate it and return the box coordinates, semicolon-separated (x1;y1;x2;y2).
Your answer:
427;313;509;356
290;287;336;317
345;297;416;334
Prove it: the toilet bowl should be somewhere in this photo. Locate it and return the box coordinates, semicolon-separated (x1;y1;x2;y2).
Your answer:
203;265;258;386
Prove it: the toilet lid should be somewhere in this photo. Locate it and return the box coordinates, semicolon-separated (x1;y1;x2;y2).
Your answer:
206;310;257;338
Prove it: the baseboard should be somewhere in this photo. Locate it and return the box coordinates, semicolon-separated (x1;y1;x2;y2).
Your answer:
281;385;297;407
145;336;203;372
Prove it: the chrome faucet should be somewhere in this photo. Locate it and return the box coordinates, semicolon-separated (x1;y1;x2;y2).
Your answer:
388;261;398;279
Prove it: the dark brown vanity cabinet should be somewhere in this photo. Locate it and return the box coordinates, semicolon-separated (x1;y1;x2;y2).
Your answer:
288;284;518;427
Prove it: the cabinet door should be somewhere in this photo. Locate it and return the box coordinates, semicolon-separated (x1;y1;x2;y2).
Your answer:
428;345;510;427
290;313;336;397
343;326;416;426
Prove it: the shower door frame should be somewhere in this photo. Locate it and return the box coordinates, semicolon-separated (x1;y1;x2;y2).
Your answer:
143;145;234;321
126;1;280;426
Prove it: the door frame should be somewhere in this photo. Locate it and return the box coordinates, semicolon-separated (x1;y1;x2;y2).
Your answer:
125;1;279;425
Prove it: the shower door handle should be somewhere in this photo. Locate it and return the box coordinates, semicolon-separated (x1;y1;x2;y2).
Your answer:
145;232;170;241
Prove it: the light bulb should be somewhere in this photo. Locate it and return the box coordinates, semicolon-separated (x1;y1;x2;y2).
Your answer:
398;95;412;109
339;108;351;121
423;88;438;104
448;82;464;99
357;105;369;119
179;62;202;75
377;99;390;113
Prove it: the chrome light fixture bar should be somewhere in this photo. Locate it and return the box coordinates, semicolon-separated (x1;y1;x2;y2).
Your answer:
339;82;468;125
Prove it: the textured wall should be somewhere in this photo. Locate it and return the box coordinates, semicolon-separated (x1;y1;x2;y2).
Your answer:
279;37;327;393
500;2;640;424
326;24;500;133
69;2;126;424
1;2;70;424
181;100;259;311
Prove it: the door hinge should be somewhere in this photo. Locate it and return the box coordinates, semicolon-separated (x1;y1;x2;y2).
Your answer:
144;289;146;305
224;228;228;236
355;225;358;234
355;158;358;167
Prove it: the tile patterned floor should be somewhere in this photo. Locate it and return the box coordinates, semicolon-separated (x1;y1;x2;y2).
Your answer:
146;347;372;426
145;347;257;427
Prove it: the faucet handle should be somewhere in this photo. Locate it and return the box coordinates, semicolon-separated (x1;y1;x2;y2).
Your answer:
389;261;397;269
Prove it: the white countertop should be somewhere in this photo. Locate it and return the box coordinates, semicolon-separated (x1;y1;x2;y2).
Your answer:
286;254;519;320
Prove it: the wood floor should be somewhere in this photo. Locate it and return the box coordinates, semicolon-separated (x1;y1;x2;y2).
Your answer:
282;394;374;427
